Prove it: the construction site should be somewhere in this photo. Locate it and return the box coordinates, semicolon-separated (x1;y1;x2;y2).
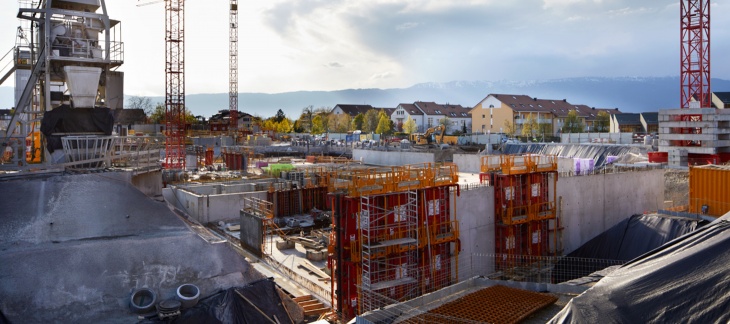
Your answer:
2;0;730;324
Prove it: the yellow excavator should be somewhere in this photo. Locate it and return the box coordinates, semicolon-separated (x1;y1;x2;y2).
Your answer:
409;125;459;145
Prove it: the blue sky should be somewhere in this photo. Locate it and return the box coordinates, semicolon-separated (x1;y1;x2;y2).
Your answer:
0;0;728;102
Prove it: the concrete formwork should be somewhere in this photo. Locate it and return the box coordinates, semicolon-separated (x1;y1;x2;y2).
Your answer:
453;169;664;258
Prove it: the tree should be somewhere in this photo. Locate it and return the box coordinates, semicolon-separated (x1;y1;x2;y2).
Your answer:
438;117;451;129
521;114;538;137
276;118;293;133
375;111;391;135
503;119;517;136
127;96;154;115
328;113;351;133
562;110;585;133
351;113;365;131
300;105;314;132
148;103;165;124
363;109;379;133
403;116;417;134
595;111;610;132
311;115;325;135
273;109;286;123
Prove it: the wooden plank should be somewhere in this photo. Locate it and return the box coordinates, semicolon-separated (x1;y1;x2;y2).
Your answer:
293;295;313;302
304;307;329;316
303;304;325;311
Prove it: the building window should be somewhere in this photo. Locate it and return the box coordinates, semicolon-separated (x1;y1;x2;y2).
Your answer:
482;115;485;118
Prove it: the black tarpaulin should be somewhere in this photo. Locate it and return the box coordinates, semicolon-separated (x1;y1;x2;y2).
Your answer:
173;278;293;324
40;105;114;153
549;214;730;323
553;214;706;283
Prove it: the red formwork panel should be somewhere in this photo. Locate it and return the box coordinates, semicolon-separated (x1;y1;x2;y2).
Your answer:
428;242;455;293
421;186;452;229
493;174;530;225
378;253;414;301
528;172;556;221
328;194;362;323
527;220;550;256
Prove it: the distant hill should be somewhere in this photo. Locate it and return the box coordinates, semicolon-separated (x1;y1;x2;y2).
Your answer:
3;76;730;118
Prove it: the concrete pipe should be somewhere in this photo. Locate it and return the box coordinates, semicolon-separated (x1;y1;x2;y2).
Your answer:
129;288;157;314
176;284;200;309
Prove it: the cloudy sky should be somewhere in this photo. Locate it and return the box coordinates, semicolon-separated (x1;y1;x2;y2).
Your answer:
0;0;728;98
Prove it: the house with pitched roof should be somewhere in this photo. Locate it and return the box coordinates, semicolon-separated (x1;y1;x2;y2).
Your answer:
711;92;730;108
331;104;374;117
471;94;624;135
471;94;568;136
209;110;254;132
610;113;643;133
391;101;470;133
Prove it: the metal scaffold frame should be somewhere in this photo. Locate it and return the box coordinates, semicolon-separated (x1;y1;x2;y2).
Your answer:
359;191;419;314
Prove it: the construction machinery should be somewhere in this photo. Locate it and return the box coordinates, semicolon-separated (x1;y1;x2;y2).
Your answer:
409;125;459;145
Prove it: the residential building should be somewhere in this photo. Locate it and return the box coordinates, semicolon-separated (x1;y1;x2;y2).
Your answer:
610;113;643;133
392;103;424;132
711;92;730;108
331;104;373;117
209;110;254;132
471;94;623;136
391;101;470;133
640;112;658;134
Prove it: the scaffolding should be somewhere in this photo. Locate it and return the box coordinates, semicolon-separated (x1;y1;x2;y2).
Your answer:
328;163;460;322
359;191;419;313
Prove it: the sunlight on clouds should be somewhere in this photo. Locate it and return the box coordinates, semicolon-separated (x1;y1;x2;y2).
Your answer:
542;0;603;10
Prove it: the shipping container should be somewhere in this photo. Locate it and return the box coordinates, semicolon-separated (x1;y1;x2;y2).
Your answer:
689;165;730;217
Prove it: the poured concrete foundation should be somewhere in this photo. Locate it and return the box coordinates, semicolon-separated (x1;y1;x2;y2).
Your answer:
0;172;260;323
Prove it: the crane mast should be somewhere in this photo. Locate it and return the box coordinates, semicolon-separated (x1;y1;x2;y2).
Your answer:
680;0;710;108
229;1;238;134
165;0;186;170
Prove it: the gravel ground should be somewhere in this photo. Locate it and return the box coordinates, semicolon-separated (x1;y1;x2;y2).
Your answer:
664;169;689;208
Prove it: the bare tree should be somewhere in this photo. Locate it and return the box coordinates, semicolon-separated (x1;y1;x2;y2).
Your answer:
127;96;154;115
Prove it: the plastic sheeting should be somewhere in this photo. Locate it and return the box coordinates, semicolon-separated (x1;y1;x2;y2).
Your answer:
40;105;114;153
553;214;706;283
549;214;730;323
502;143;650;169
174;278;294;324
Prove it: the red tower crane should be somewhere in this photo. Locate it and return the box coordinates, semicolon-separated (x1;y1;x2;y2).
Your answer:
164;0;186;170
680;0;710;108
229;1;238;134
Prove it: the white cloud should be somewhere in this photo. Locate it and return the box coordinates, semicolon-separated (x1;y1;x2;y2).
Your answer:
371;71;396;80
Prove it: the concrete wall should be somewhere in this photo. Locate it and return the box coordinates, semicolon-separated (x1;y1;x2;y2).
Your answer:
456;186;494;275
167;187;268;224
557;169;665;254
240;210;264;258
561;132;633;144
453;154;482;173
353;149;435;166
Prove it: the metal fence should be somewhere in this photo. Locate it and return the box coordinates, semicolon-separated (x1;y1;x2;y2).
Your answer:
61;135;162;171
